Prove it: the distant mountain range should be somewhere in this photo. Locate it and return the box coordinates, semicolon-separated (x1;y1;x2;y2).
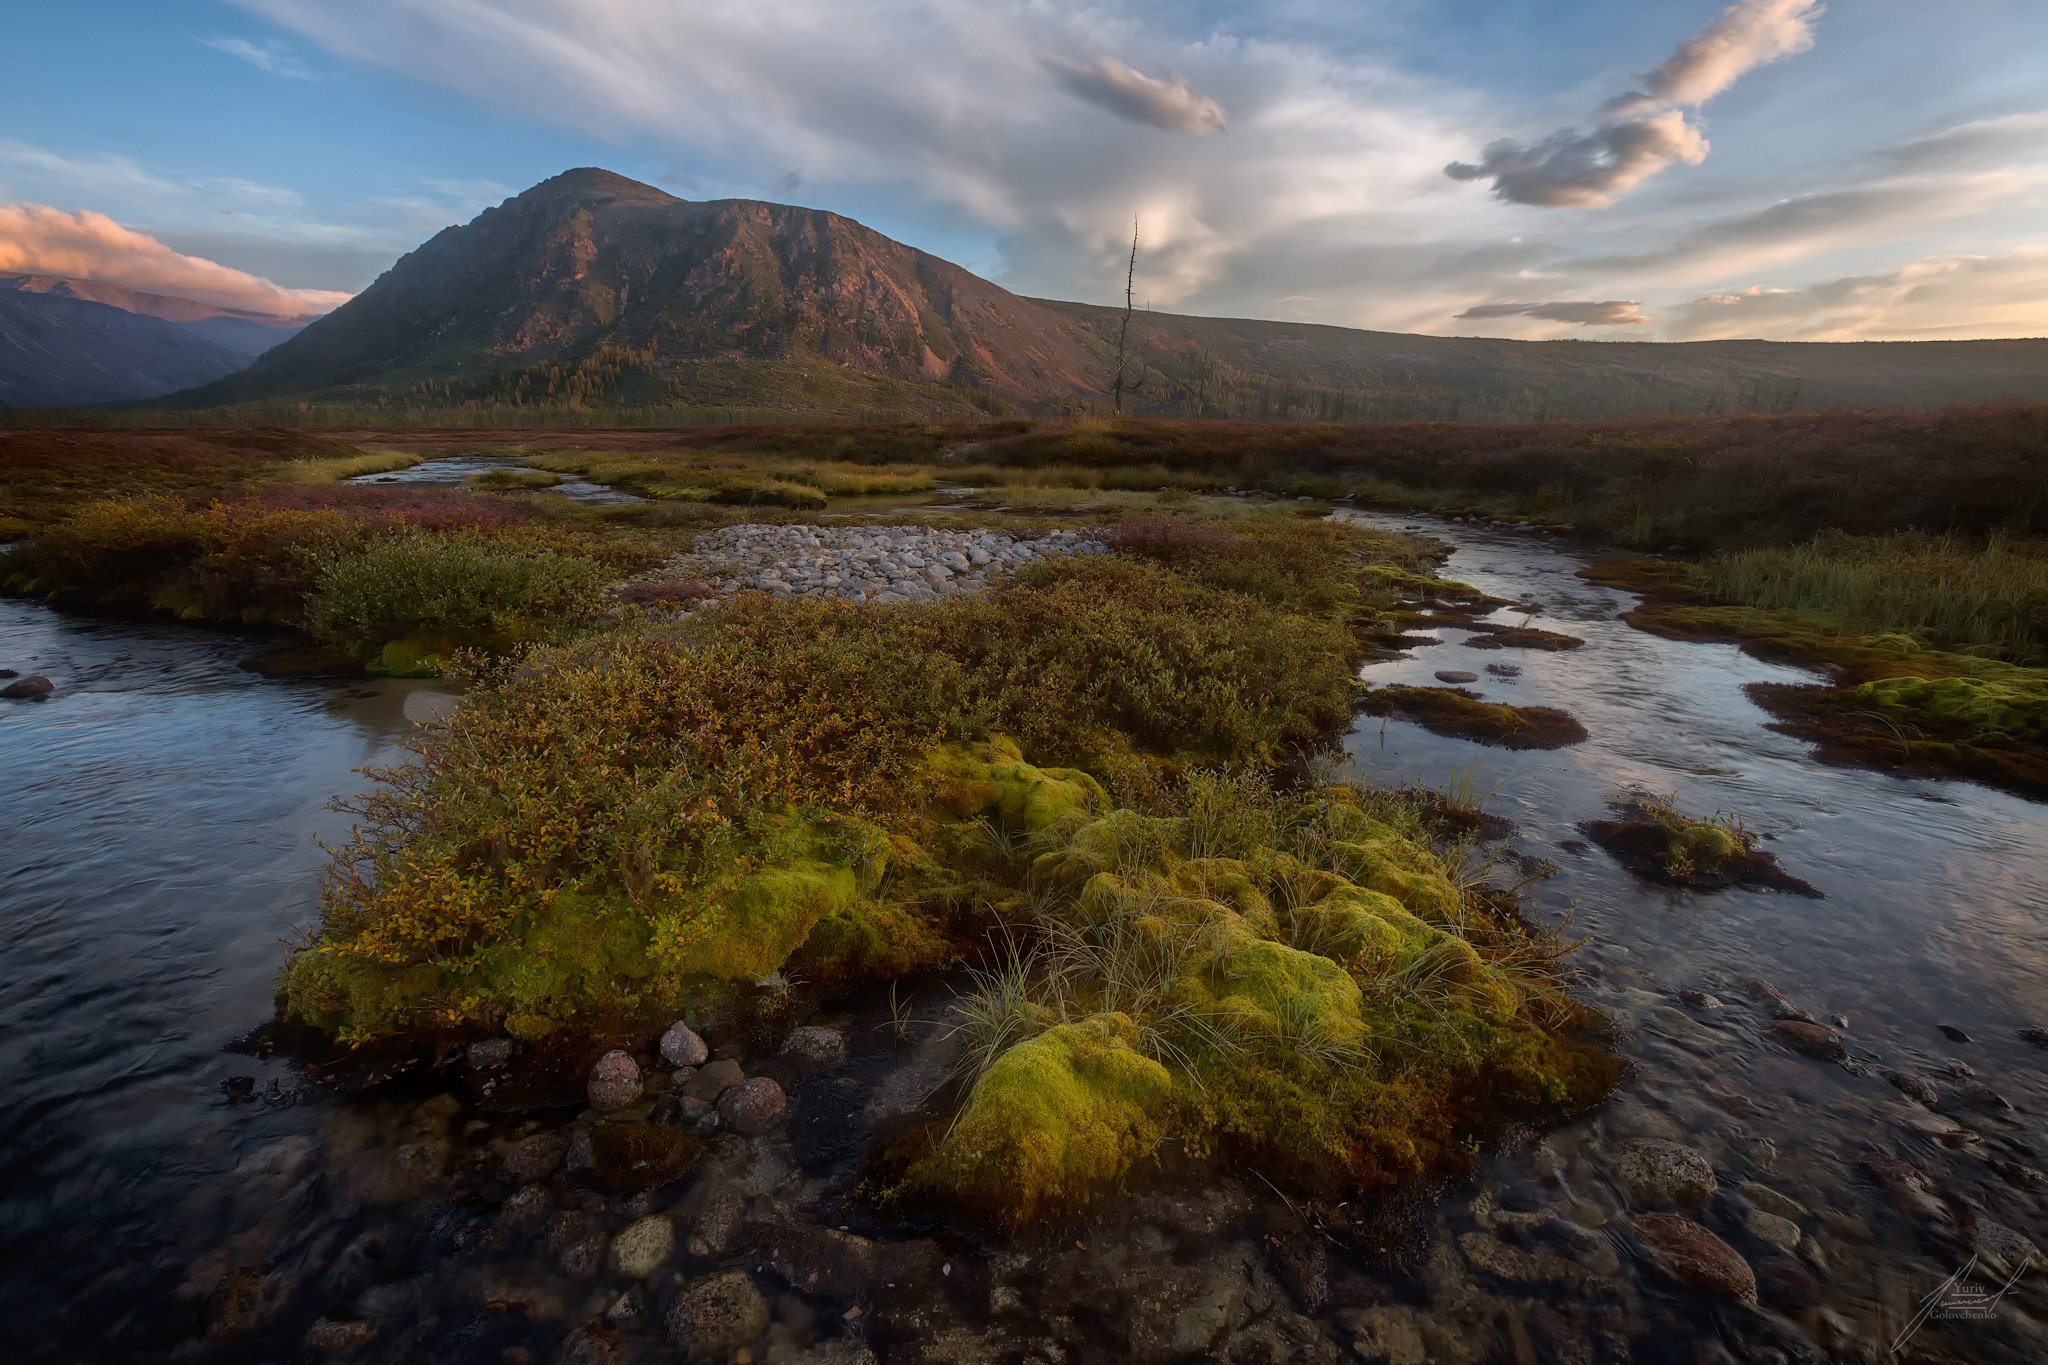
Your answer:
0;273;312;409
16;169;2048;419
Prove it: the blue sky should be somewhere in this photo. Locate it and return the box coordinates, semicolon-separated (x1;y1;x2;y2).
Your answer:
4;0;2046;339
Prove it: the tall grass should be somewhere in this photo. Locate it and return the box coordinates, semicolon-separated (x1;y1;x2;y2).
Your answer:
1699;532;2048;664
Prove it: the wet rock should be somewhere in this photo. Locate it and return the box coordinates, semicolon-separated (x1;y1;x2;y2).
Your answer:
716;1076;787;1135
1630;1214;1757;1303
545;1210;591;1254
560;1233;609;1277
1757;1260;1820;1313
304;1316;379;1356
502;1183;552;1225
653;1093;720;1135
588;1050;643;1111
678;1057;744;1103
761;1226;942;1298
1745;1210;1802;1253
1990;1157;2048;1190
587;1122;699;1197
1951;1082;2012;1112
1433;670;1480;684
205;1265;267;1344
609;1215;676;1278
779;1025;848;1068
221;1074;256;1103
500;1132;570;1184
1974;1220;2041;1272
1679;990;1724;1011
1746;980;1817;1024
1265;1232;1330;1312
685;1187;745;1258
1458;1231;1581;1287
660;1021;709;1068
354;1136;451;1203
1880;1069;1941;1105
664;1269;770;1358
1768;1019;1846;1061
553;1324;621;1365
467;1038;514;1070
1617;1138;1718;1204
1855;1153;1947;1223
1827;1014;1850;1030
1938;1024;1973;1043
1339;1306;1429;1365
1942;1059;1976;1078
0;675;53;700
605;1287;647;1325
1737;1181;1808;1222
2020;1026;2048;1050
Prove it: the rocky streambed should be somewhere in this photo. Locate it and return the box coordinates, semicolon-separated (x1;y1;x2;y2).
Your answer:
632;523;1105;604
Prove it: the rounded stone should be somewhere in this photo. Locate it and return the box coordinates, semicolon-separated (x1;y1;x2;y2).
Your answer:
1616;1138;1717;1205
0;675;53;700
609;1215;677;1278
466;1037;514;1070
1433;670;1481;684
589;1050;644;1111
1745;1209;1802;1253
778;1026;847;1068
716;1076;788;1135
665;1269;770;1356
1631;1214;1756;1302
500;1131;570;1183
660;1021;709;1068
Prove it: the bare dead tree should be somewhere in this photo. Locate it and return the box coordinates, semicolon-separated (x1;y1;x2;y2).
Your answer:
1106;217;1144;416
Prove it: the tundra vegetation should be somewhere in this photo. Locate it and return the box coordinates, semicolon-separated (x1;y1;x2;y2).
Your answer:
3;411;2042;1225
1582;791;1819;896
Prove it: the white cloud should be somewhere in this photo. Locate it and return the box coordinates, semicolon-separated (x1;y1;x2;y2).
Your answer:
201;36;316;80
1448;0;1823;207
0;203;349;315
1043;55;1227;134
1458;299;1652;326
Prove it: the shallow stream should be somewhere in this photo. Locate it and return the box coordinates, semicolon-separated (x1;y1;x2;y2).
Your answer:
1;511;2042;1362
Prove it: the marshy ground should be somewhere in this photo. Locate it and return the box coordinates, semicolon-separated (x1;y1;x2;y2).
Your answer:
2;418;2045;1362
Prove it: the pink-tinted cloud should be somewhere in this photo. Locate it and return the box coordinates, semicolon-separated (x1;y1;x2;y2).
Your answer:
0;203;349;316
1458;298;1652;326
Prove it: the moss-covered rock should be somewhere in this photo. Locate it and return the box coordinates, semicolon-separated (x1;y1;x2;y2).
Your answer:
904;1013;1176;1228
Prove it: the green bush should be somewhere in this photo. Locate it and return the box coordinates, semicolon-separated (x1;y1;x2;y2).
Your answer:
302;531;610;664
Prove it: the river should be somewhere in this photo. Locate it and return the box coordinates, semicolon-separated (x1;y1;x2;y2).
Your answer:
0;510;2041;1362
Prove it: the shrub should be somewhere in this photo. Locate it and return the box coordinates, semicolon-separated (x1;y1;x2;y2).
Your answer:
301;531;612;664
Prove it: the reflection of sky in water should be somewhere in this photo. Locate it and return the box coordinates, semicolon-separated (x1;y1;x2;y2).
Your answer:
353;453;644;504
0;598;447;1341
1339;510;2048;1075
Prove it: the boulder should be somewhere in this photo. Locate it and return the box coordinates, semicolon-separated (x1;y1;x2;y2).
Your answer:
1616;1138;1717;1204
1631;1214;1757;1302
661;1022;709;1068
779;1026;847;1068
0;675;53;700
716;1076;788;1135
588;1050;643;1111
665;1270;770;1357
1769;1019;1845;1061
609;1215;677;1278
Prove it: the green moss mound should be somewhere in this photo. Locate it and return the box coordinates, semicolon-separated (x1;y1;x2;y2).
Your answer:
903;1014;1176;1228
1582;791;1819;896
1850;674;2048;746
1361;685;1589;750
904;780;1620;1224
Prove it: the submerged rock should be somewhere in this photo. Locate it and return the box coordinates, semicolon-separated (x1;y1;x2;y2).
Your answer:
779;1025;847;1069
1938;1024;1974;1043
586;1122;699;1197
1631;1214;1757;1302
1769;1019;1846;1061
678;1058;744;1103
664;1269;770;1357
466;1037;514;1071
588;1050;643;1111
716;1076;788;1135
609;1215;676;1278
660;1021;709;1068
1616;1138;1717;1205
499;1132;569;1184
0;674;53;700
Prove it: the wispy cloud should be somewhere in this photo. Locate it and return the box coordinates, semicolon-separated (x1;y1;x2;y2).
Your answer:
0;203;350;314
201;35;317;80
1666;247;2048;339
1458;299;1652;326
1448;0;1825;207
1043;55;1227;134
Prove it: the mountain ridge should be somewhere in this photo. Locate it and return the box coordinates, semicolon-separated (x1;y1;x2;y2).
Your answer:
142;167;2048;421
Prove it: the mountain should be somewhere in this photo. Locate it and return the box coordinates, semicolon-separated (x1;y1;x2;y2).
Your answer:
0;273;316;408
171;168;2048;422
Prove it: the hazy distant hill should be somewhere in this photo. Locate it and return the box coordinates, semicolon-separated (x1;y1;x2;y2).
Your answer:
170;168;2048;423
0;273;313;408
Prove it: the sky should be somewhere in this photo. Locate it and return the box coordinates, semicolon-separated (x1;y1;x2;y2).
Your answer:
3;0;2046;339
